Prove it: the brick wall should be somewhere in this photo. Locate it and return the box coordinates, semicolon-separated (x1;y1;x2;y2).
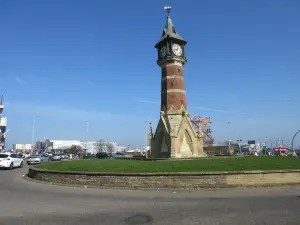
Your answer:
28;168;300;189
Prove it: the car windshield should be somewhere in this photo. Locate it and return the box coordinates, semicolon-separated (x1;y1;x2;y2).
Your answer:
0;154;8;158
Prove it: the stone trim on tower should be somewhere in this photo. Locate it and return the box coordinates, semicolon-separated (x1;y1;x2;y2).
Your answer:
162;75;184;81
163;89;186;94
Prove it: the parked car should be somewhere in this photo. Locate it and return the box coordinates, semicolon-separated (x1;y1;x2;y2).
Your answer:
60;155;69;160
27;154;50;165
52;154;61;161
114;152;128;158
18;153;25;158
41;154;51;162
0;153;24;169
96;152;112;159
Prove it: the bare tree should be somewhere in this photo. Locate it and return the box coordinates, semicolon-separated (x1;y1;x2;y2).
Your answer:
68;145;83;156
106;143;114;154
95;139;106;153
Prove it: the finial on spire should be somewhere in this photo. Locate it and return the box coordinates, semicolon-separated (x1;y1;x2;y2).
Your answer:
164;5;172;16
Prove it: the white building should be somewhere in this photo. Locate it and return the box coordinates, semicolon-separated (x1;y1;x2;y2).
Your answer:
39;139;120;155
50;140;82;150
115;145;127;152
13;143;32;151
82;141;119;155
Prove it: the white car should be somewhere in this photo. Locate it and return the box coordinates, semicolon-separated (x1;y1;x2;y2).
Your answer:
0;153;24;170
52;154;61;161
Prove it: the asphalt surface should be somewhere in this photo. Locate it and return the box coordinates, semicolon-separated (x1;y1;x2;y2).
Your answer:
1;163;300;224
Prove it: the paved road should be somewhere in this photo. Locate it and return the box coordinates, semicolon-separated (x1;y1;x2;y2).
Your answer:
1;164;300;225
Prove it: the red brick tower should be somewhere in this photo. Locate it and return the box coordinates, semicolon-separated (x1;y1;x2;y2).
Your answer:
155;15;188;113
150;7;206;158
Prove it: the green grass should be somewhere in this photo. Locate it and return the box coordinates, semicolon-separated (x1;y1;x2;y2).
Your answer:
36;156;300;173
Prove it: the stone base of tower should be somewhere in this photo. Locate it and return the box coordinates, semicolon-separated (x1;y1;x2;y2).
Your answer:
150;108;207;159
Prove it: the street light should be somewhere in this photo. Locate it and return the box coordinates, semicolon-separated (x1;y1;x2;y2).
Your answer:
237;139;243;154
31;115;39;152
264;137;268;155
85;121;89;156
227;121;231;154
291;129;300;155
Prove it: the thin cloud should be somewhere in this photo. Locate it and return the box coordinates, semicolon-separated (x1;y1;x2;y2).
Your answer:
192;106;229;113
15;76;26;84
191;106;245;115
135;99;159;104
135;98;245;115
5;101;130;122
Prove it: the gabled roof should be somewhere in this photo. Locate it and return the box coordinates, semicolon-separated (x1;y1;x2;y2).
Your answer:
155;16;187;47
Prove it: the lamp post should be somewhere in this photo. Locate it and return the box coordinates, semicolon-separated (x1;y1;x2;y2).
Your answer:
85;120;89;156
237;139;242;155
31;115;39;153
227;121;231;154
264;137;268;155
292;129;300;156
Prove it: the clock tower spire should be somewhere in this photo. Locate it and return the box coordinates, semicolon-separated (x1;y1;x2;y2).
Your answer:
155;6;188;113
150;6;206;159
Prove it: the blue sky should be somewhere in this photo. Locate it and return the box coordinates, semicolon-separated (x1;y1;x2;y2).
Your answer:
0;0;299;148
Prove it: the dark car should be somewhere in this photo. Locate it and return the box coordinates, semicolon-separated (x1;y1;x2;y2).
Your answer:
96;152;111;159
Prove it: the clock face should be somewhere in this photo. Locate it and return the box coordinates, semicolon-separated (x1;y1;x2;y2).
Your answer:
172;44;182;56
160;46;167;58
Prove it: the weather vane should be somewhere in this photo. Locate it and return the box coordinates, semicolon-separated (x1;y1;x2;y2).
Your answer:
164;5;172;16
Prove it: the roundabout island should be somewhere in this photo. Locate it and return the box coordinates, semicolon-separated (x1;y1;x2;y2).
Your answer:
28;156;300;189
2;161;300;224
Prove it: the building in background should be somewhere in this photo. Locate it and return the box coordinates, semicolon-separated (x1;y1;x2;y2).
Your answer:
49;140;81;150
13;144;32;152
31;138;152;156
33;139;122;155
116;145;128;153
82;141;118;155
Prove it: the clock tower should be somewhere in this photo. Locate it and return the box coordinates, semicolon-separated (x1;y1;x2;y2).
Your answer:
150;7;206;158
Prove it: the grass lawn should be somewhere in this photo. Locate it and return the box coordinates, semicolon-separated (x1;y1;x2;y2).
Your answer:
36;156;300;173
